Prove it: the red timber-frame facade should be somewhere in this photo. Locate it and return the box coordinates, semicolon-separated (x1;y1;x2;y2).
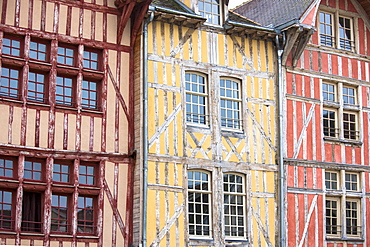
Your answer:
281;0;370;246
0;0;150;246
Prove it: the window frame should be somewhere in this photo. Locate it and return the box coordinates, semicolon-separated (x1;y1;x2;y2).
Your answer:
325;171;339;191
197;0;222;26
55;75;76;107
187;170;212;238
318;11;355;52
325;197;341;237
81;78;100;110
27;70;48;103
53;160;73;184
23;158;44;182
29;39;49;62
79;162;98;186
51;194;71;234
0;66;21;100
219;78;242;131
77;195;96;235
185;72;209;126
0;190;14;231
2;35;23;57
57;44;77;67
0;156;17;179
83;48;101;71
223;173;246;240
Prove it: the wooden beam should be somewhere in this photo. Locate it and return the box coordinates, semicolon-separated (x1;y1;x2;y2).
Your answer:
117;1;136;44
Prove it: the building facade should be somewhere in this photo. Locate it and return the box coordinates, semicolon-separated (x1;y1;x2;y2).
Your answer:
235;0;370;246
134;0;279;246
0;0;149;246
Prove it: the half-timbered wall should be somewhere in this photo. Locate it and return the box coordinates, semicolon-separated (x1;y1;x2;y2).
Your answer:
284;0;370;246
134;7;278;246
0;0;135;246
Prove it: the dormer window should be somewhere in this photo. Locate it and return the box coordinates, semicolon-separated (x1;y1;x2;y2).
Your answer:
198;0;221;25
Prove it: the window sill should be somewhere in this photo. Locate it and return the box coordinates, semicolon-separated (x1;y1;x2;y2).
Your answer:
221;129;245;138
50;233;73;238
326;237;364;242
20;232;44;237
76;235;99;239
323;137;362;146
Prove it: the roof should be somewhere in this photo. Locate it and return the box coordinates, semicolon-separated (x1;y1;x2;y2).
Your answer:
227;10;260;26
233;0;315;27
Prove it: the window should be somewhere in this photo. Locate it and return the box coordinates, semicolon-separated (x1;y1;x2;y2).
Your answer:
28;71;47;103
322;82;359;141
223;174;246;238
198;0;221;25
185;73;208;125
325;171;362;239
57;45;75;66
83;50;99;70
187;170;211;237
346;200;360;236
0;190;13;230
56;76;74;106
82;80;98;109
21;192;42;232
1;34;102;110
0;157;14;178
345;173;358;191
24;159;43;181
2;36;21;57
326;198;340;236
325;171;338;190
51;195;69;233
0;156;101;237
53;161;71;183
319;12;354;51
30;40;48;61
79;163;96;186
220;79;241;129
323;109;337;137
77;196;95;234
0;67;20;99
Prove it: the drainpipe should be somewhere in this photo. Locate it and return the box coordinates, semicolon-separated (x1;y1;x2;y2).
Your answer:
276;33;286;247
142;9;154;247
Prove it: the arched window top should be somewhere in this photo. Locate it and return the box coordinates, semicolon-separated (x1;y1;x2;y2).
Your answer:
188;170;210;192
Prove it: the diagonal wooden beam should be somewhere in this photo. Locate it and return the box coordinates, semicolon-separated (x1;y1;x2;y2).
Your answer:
108;65;130;121
298;195;318;247
245;108;276;152
170;28;196;57
150;205;184;246
293;103;315;159
149;104;181;147
251;206;273;247
230;35;255;71
103;179;126;238
117;1;136;44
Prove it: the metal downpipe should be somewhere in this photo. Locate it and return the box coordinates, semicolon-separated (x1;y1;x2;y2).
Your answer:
142;10;154;247
276;34;286;247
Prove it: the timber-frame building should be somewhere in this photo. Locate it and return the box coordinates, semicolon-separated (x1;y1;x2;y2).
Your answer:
0;0;150;246
134;0;279;246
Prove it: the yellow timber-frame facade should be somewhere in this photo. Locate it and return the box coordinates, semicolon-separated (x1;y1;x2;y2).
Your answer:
134;0;280;246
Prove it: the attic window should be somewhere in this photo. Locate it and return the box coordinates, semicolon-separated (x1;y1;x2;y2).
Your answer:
319;12;354;51
198;0;221;25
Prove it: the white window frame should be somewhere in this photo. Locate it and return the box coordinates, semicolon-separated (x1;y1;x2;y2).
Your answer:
326;197;341;237
325;171;339;190
187;170;212;238
185;72;208;126
197;0;222;26
223;173;246;240
220;78;242;130
325;171;363;239
318;11;355;52
322;81;360;141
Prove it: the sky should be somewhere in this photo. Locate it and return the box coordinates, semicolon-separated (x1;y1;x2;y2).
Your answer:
228;0;249;9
